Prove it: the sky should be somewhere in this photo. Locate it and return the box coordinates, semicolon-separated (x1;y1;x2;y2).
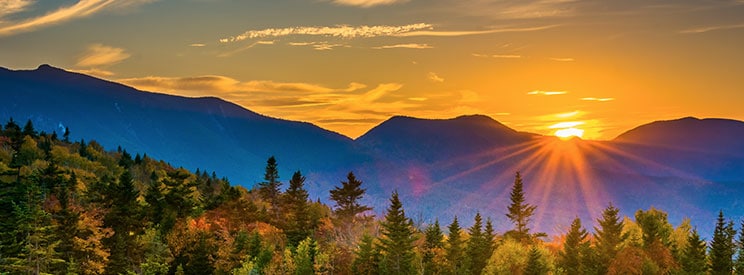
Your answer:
1;0;743;140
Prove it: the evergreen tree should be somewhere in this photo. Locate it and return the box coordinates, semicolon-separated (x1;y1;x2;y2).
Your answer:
63;126;70;142
103;170;143;274
294;237;317;275
484;218;496;256
467;212;490;274
682;229;708;274
258;156;281;205
559;217;588;274
736;219;744;275
284;171;312;247
506;172;539;243
330;172;372;222
635;207;673;248
22;119;37;138
446;216;466;274
352;234;379;275
524;246;549;275
594;203;627;274
377;191;416;275
422;219;444;275
710;210;736;274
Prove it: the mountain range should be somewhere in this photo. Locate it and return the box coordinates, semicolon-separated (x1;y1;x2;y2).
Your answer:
2;64;743;235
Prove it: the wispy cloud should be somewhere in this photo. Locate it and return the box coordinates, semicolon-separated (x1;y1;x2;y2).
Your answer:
76;44;130;67
679;23;744;34
288;41;350;51
330;0;408;8
189;43;206;47
427;72;444;83
118;75;365;95
548;121;584;129
394;25;557;37
372;43;433;49
221;23;433;42
581;97;614;102
71;68;115;78
217;40;276;57
0;0;156;37
550;57;574;62
527;90;568;95
0;0;33;22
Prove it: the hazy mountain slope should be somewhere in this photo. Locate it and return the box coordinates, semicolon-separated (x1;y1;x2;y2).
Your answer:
0;65;359;185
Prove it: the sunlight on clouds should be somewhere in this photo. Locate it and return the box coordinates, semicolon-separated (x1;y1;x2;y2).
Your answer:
189;43;206;47
427;72;444;83
679;23;744;34
527;90;567;95
554;110;581;118
395;25;558;37
372;43;433;49
550;57;574;62
76;44;130;67
0;0;33;21
549;121;584;129
71;68;115;78
330;0;408;8
0;0;156;36
222;23;433;42
581;97;614;102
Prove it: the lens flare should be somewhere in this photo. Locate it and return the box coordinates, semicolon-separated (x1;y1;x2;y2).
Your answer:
555;127;584;139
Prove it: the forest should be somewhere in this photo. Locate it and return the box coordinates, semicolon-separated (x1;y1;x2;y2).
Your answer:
1;117;743;275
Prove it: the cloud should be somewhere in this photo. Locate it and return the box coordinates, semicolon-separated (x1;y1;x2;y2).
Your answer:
373;43;433;49
0;0;33;22
217;40;276;57
394;25;558;37
221;23;433;42
76;44;130;67
71;68;115;78
117;75;364;95
581;97;614;102
330;0;408;8
527;90;568;95
189;43;206;47
679;23;744;34
427;72;444;83
550;57;574;62
0;0;156;37
288;41;350;51
548;121;584;129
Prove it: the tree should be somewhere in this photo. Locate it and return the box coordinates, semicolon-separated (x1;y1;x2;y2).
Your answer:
352;234;379;275
294;237;317;275
524;246;549;275
594;203;627;274
559;217;588;274
635;207;673;248
484;218;496;255
330;172;372;222
422;219;444;275
681;229;707;274
103;170;143;274
258;156;281;205
22;119;37;138
284;171;312;246
505;172;538;243
467;212;490;274
446;216;466;274
377;191;416;275
710;210;735;274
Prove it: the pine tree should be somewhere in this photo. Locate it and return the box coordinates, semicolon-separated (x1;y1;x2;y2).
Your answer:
22;119;37;138
284;171;312;247
377;191;416;275
103;170;143;274
735;219;744;275
484;218;496;255
258;156;281;205
710;210;735;274
594;203;627;274
330;172;372;222
682;229;708;274
294;237;317;275
559;217;588;274
467;212;490;274
422;219;444;275
446;216;466;274
352;234;379;275
524;246;549;275
506;172;538;243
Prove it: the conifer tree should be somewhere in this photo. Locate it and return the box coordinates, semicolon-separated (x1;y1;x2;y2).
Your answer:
22;119;37;138
484;218;496;255
506;172;538;243
330;172;372;222
524;246;549;275
467;212;490;274
377;191;416;275
559;217;588;274
294;237;317;275
594;203;627;274
422;219;444;275
446;216;465;274
736;220;744;275
352;234;379;275
104;170;143;274
710;210;735;274
682;229;708;274
284;171;312;246
258;156;282;206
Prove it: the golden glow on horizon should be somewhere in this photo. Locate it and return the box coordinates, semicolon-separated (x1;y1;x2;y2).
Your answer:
554;127;584;139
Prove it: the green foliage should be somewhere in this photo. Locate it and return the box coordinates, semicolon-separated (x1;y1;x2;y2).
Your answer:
505;172;539;243
484;238;530;275
330;171;372;222
635;207;674;248
284;171;313;247
467;212;491;274
378;191;417;275
524;246;549;275
422;219;444;275
559;217;588;274
446;216;466;274
294;237;317;275
594;203;628;274
352;234;379;275
710;210;736;274
682;229;708;274
258;156;281;205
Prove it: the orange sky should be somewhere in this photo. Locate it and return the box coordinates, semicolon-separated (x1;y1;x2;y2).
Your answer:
1;0;743;139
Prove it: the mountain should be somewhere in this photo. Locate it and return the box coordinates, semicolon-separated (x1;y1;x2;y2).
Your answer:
2;64;744;235
0;65;359;184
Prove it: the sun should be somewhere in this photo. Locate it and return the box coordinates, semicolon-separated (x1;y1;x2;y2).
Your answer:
555;127;584;140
